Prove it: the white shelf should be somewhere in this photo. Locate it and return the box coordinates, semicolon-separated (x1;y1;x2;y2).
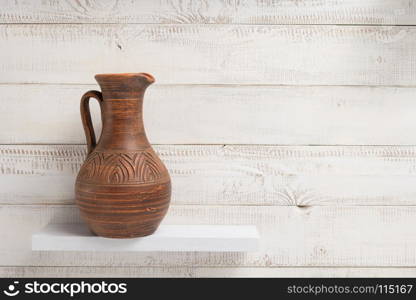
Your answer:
32;224;259;252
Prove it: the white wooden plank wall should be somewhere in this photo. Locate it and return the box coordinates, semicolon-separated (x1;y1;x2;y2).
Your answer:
2;85;416;145
2;24;416;86
1;0;416;25
3;145;416;206
1;0;416;278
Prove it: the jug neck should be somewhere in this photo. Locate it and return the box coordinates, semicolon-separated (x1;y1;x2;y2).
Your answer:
94;73;155;152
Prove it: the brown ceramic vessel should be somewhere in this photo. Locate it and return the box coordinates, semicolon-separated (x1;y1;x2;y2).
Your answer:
75;73;171;238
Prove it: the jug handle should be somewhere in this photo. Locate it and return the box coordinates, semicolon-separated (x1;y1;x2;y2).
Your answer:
80;90;103;155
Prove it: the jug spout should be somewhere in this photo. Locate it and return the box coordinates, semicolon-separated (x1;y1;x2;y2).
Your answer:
137;72;155;85
95;73;155;97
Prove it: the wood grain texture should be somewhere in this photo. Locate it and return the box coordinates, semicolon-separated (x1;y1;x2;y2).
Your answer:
2;204;416;267
3;266;416;278
1;24;416;85
3;84;416;145
1;0;416;25
2;144;416;206
2;0;415;278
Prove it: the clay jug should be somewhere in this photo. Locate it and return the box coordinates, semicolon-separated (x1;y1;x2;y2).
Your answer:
75;73;171;238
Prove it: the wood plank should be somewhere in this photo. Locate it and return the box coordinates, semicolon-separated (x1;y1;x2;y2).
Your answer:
1;0;416;25
2;204;416;267
3;84;416;145
3;144;416;206
2;266;416;278
1;25;416;85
